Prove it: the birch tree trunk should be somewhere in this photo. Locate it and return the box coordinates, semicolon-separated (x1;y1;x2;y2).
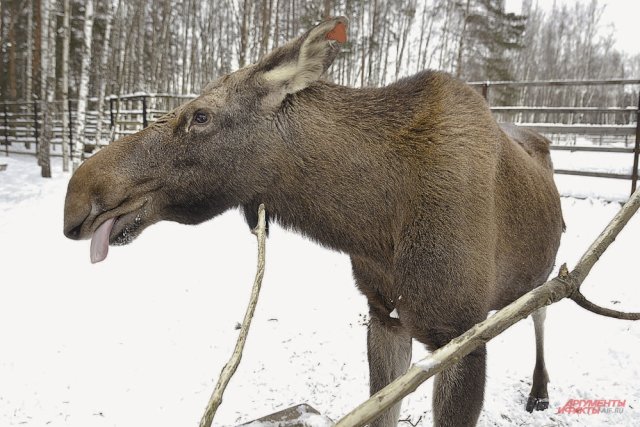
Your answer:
137;2;146;91
37;0;52;178
7;2;17;101
94;0;114;149
239;0;250;68
61;0;71;172
272;0;280;49
455;0;471;78
367;0;379;85
73;0;95;171
32;0;41;101
395;3;415;78
25;0;33;100
25;0;33;149
110;1;128;142
181;0;191;93
0;2;3;69
259;0;272;58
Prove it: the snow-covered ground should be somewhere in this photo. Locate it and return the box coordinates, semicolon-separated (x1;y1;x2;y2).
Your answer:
0;153;639;427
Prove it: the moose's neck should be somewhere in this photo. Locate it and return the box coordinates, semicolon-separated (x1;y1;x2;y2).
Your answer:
260;81;421;261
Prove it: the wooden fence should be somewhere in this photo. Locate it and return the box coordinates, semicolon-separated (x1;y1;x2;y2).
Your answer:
469;79;640;194
2;79;639;194
0;99;109;162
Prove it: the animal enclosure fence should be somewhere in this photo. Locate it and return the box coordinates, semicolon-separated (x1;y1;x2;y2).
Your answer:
2;79;639;195
469;79;640;194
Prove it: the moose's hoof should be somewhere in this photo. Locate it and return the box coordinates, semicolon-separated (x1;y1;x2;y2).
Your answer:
526;396;549;412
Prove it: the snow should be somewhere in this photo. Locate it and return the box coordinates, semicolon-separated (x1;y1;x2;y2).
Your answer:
414;358;440;373
552;151;634;176
1;154;639;427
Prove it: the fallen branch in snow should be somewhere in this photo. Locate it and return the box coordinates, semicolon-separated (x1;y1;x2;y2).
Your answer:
199;204;267;427
335;189;640;427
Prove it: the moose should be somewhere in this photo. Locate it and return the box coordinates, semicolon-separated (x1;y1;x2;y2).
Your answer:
64;17;564;427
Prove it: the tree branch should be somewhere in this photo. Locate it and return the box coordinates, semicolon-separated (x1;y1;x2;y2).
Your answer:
335;189;640;427
199;203;267;427
570;290;640;320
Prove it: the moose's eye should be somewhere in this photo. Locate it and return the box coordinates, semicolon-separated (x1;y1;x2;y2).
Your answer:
193;111;209;125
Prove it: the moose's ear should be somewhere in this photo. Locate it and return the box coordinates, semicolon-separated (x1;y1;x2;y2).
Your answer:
257;17;348;97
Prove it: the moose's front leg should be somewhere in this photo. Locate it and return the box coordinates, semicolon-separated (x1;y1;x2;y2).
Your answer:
352;257;412;427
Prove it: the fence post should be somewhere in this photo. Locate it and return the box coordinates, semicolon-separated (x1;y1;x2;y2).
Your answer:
481;82;489;101
68;98;74;163
631;93;640;195
34;101;39;154
109;97;115;128
142;96;148;128
3;103;9;156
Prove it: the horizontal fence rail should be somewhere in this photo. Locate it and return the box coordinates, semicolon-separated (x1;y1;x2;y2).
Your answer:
467;78;640;195
468;78;640;87
2;78;639;195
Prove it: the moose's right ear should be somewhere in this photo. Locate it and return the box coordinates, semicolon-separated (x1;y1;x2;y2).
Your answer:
256;17;348;101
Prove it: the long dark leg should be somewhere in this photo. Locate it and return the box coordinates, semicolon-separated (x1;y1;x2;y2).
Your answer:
526;307;550;412
398;288;487;426
368;315;412;427
351;256;412;427
432;344;486;427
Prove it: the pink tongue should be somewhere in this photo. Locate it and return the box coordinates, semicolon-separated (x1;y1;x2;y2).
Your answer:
90;218;116;264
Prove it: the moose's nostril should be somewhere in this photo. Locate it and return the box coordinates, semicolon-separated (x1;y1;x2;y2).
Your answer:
64;224;83;240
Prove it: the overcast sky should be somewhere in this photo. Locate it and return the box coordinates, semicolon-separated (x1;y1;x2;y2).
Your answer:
504;0;640;56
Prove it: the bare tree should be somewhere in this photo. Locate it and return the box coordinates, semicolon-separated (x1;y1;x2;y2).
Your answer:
239;0;251;68
61;0;71;172
73;0;95;171
259;0;273;58
36;0;53;178
25;0;33;103
455;0;471;78
6;1;17;101
94;0;115;148
396;0;417;79
20;0;33;150
137;1;146;91
32;0;41;101
0;2;3;81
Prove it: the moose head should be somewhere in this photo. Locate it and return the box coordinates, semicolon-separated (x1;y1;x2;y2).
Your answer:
63;18;348;263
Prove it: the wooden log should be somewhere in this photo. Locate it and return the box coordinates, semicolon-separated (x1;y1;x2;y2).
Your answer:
238;404;333;427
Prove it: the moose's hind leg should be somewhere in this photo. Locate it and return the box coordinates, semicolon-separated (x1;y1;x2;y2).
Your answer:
406;315;487;427
526;307;550;412
367;310;412;427
432;343;486;427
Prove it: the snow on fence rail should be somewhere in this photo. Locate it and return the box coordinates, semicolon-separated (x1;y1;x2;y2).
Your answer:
2;78;639;194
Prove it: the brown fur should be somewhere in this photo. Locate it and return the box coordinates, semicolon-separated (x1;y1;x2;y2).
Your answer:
63;17;563;427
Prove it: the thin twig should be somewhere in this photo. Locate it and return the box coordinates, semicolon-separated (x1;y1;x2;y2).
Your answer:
399;415;423;426
335;189;640;427
199;204;267;427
